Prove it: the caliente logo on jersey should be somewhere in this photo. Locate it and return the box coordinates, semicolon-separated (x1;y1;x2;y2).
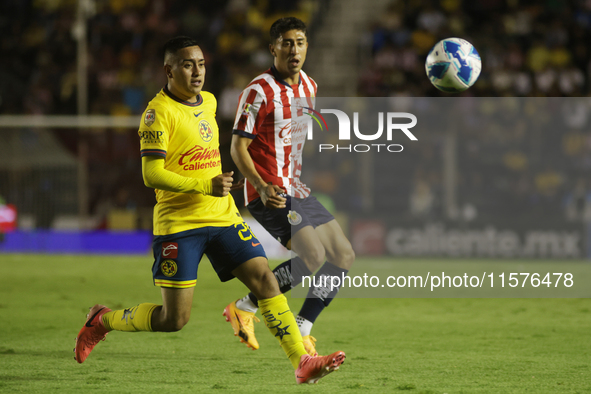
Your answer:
178;145;221;171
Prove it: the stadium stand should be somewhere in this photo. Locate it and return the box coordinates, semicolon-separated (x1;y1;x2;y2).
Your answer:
1;0;590;253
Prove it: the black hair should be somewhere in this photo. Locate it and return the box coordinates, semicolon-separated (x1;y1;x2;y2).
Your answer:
270;17;307;43
163;36;200;61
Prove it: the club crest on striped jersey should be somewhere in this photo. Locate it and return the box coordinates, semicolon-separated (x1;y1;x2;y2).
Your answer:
161;259;177;277
198;120;213;142
144;109;156;126
287;210;302;225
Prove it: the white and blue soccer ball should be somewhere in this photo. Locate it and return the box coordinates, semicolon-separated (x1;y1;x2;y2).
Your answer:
425;38;481;93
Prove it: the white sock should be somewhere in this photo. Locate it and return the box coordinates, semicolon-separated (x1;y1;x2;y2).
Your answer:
296;315;313;337
235;295;258;313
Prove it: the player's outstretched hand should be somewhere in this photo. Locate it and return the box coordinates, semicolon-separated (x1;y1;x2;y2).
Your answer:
211;171;234;197
258;183;287;209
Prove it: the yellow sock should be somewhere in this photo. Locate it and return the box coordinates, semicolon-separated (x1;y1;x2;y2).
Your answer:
258;294;307;369
102;303;159;332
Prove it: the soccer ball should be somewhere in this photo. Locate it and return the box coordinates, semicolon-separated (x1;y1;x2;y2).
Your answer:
425;38;481;93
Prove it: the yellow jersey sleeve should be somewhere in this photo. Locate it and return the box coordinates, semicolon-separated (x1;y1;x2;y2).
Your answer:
139;101;172;158
141;156;213;195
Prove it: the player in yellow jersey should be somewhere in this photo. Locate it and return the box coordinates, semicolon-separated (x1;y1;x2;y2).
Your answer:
73;36;345;384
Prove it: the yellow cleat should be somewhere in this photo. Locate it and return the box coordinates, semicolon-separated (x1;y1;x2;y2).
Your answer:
302;335;319;356
223;300;260;350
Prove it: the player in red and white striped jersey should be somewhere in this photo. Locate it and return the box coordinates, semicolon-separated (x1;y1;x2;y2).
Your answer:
232;57;316;203
223;17;355;361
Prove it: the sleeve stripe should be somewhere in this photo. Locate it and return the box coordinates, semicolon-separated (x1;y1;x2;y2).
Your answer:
232;129;256;139
140;149;167;158
244;88;259;105
235;88;260;132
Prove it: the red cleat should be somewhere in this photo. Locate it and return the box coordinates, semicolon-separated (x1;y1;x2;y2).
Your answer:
295;351;346;384
74;304;111;363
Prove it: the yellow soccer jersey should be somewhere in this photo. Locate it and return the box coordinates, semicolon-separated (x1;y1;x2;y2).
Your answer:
138;86;242;235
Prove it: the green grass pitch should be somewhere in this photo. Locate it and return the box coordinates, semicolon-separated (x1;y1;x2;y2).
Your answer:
0;253;590;393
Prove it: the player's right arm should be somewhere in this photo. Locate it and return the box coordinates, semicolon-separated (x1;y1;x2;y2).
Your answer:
232;84;286;209
142;156;232;197
230;135;286;208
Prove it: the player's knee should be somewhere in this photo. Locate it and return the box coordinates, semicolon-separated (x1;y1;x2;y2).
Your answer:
252;269;281;299
342;245;356;269
256;268;275;288
300;246;325;272
164;316;188;332
158;312;190;332
331;243;355;270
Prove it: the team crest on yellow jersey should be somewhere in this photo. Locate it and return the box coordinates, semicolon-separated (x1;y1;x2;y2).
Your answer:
199;120;213;142
161;260;177;277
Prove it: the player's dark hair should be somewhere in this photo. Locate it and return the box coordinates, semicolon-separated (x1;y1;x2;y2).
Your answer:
270;17;307;43
163;36;200;60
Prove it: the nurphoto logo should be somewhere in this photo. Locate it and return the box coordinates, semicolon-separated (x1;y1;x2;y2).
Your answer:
292;98;418;153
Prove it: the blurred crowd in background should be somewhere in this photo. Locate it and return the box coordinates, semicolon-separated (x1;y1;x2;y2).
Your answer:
358;0;591;226
359;0;591;97
355;0;591;225
1;0;319;116
1;0;591;230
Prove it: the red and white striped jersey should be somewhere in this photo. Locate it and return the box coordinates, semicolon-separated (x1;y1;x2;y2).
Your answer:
233;66;317;204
